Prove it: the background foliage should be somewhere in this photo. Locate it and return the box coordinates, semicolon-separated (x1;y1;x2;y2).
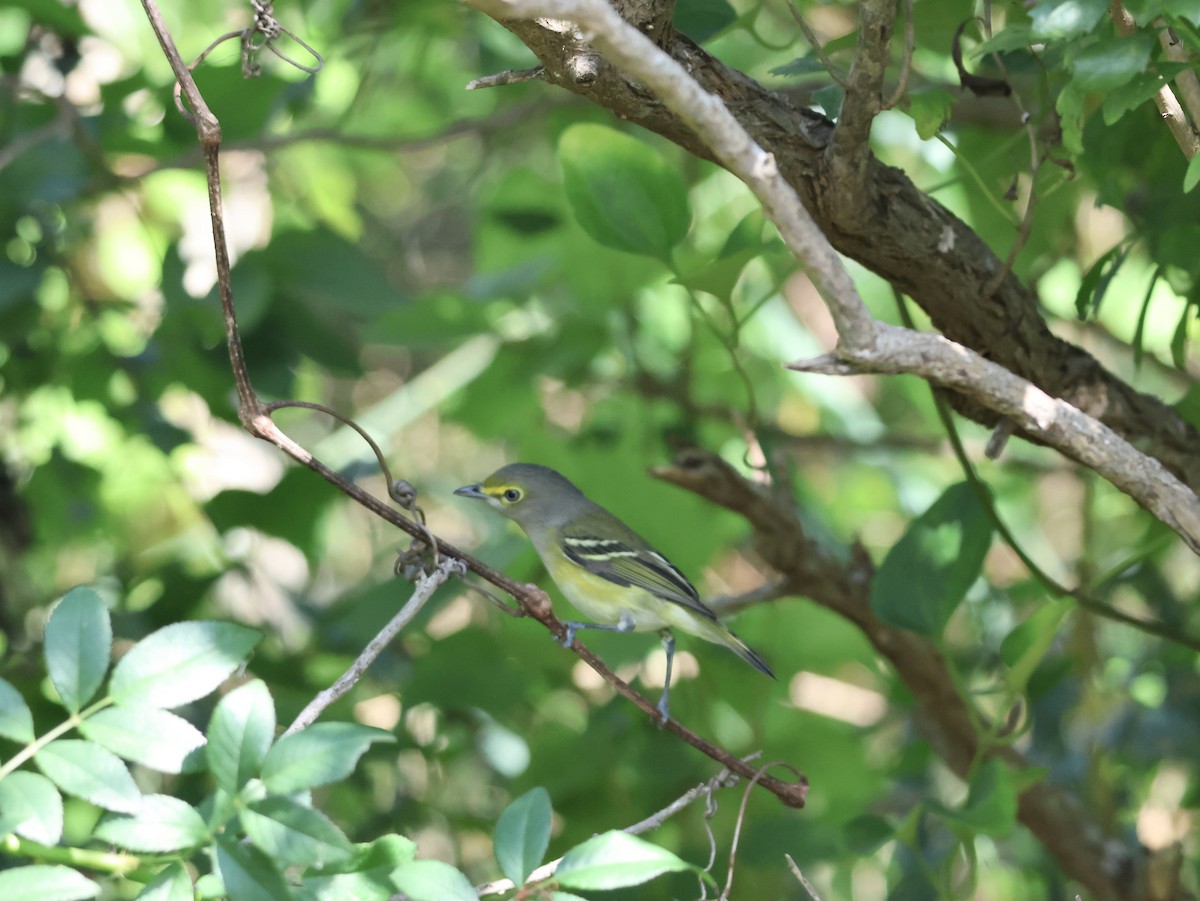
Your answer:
1;0;1199;898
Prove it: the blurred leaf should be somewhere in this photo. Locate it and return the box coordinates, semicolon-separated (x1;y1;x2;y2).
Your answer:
296;835;416;901
1102;65;1192;125
812;83;845;118
6;0;89;36
0;771;63;844
94;795;209;853
0;676;35;743
135;864;192;901
35;739;141;813
1186;151;1200;194
44;586;111;712
674;0;736;43
1000;600;1072;695
937;759;1019;836
108;621;260;709
1071;34;1155;93
1030;0;1108;39
558;124;690;263
207;679;276;794
266;227;407;319
870;482;993;636
215;836;293;901
904;87;957;140
389;860;478;901
1170;300;1194;368
841;814;894;854
242;796;354;867
1075;241;1130;319
494;786;552;885
262;722;394;793
0;865;99;901
555;831;695;890
79;706;205;774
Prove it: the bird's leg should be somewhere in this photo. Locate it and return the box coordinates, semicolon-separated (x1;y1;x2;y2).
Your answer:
560;611;636;648
656;629;675;728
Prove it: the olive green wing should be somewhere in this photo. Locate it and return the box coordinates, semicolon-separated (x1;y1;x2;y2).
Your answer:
559;527;718;622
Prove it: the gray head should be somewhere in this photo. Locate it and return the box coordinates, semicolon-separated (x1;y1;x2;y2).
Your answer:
454;463;588;529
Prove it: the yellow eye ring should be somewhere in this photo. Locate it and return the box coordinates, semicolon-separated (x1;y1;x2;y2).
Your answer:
502;488;522;503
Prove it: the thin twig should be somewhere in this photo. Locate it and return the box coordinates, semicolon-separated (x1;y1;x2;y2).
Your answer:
786;854;824;901
881;0;914;110
283;558;465;736
466;65;544;90
474;761;749;896
137;0;811;808
1110;2;1200;158
785;3;848;88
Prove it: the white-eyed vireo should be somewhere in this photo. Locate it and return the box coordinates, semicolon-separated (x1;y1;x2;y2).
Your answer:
455;463;774;723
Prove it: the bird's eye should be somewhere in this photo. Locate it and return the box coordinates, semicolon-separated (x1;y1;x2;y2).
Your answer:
502;488;522;503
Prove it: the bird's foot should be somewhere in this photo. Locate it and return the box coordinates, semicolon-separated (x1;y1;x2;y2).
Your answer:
655;690;670;730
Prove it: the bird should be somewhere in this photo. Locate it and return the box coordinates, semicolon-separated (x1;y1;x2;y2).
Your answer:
454;463;774;724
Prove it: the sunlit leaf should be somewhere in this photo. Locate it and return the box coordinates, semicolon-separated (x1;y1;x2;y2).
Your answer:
0;676;34;743
494;786;552;886
206;679;276;794
0;865;99;901
94;795;209;853
261;722;394;793
35;739;141;813
555;831;694;890
0;771;63;844
390;860;477;901
44;586;111;712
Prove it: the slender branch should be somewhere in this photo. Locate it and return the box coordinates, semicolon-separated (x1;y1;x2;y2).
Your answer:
1157;20;1200;135
826;0;897;224
1110;2;1200;159
466;65;544;89
881;0;913;111
785;4;848;88
651;447;1140;901
787;327;1200;557
284;559;465;736
136;0;808;811
474;758;748;896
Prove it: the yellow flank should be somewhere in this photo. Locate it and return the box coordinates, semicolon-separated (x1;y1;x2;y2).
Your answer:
544;551;739;644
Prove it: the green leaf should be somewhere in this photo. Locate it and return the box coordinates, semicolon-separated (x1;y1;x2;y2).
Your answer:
494;786;552;885
904;87;957;140
1185;152;1200;193
389;860;478;901
1170;301;1194;368
1071;34;1155;93
558;123;690;263
0;676;35;743
241;796;354;868
939;759;1019;836
207;679;276;794
555;831;694;890
869;482;993;636
1030;0;1108;40
0;865;99;901
44;586;112;712
35;739;141;813
94;795;209;853
1102;65;1192;125
261;722;394;793
1000;600;1072;695
1056;82;1087;156
296;835;416;901
1075;242;1129;319
674;0;736;43
215;836;293;901
108;621;260;709
79;706;205;773
841;814;894;854
135;863;193;901
0;771;64;844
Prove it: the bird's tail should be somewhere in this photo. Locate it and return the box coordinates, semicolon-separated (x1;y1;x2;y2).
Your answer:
694;617;776;679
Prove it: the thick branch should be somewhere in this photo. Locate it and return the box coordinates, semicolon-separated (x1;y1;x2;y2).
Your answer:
825;0;896;225
471;3;1200;490
789;326;1200;556
652;448;1159;901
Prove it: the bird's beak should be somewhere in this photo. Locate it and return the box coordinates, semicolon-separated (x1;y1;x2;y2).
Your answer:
454;483;486;500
